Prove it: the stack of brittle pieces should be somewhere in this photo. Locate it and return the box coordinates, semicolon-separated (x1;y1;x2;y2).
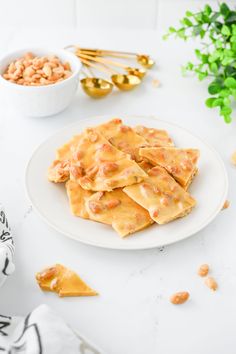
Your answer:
48;118;199;238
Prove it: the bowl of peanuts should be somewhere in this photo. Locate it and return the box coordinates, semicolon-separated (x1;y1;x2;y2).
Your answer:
0;48;81;117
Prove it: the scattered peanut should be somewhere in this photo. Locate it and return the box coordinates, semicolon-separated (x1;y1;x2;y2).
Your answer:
222;200;230;210
152;78;160;88
170;291;190;305
3;52;72;86
231;151;236;165
205;277;218;291
198;264;209;277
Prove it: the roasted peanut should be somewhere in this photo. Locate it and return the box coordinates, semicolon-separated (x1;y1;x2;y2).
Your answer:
152;78;160;87
152;209;159;218
70;165;83;178
36;266;57;281
120;125;132;133
105;199;121;209
222;200;230;210
88;201;103;214
198;264;209;277
100;162;119;175
43;64;52;77
205;277;218;291
170;291;190;304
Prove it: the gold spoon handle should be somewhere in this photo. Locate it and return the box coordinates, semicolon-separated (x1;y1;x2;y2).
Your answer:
77;52;128;69
79;58;117;75
78;49;137;60
78;47;138;57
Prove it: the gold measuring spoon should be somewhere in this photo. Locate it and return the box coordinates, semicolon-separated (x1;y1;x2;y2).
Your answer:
77;52;146;79
77;47;155;69
81;78;113;98
79;58;141;91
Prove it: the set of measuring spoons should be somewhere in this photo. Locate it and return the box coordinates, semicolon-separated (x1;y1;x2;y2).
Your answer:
66;46;155;98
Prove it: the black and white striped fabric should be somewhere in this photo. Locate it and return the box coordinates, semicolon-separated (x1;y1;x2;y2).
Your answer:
0;304;101;354
0;204;15;288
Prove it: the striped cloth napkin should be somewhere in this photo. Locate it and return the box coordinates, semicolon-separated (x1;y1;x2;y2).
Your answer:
0;204;15;288
0;304;101;353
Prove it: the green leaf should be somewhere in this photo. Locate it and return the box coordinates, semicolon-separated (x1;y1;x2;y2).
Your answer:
210;62;218;74
231;89;236;99
195;13;203;23
198;71;208;81
208;51;220;63
212;98;223;107
195;49;202;60
215;39;223;48
220;3;230;17
221;25;231;36
186;10;193;17
200;29;206;38
182;18;193;26
232;24;236;35
225;12;236;24
223;115;232;123
220;105;232;115
204;4;212;16
209;13;220;23
222;57;234;66
169;26;176;33
177;28;186;39
205;97;216;108
224;77;236;88
223;97;231;106
208;80;222;94
219;89;231;98
185;62;194;70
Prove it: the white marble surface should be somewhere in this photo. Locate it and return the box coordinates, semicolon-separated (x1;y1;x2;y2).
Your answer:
1;3;236;353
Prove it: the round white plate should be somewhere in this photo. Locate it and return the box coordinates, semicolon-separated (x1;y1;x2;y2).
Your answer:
25;115;228;250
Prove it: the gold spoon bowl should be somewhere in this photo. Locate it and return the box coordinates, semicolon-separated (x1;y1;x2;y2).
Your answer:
126;67;146;79
81;77;113;98
137;55;155;69
111;74;141;91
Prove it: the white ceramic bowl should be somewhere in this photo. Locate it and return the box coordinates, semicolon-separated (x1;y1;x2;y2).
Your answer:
0;48;81;117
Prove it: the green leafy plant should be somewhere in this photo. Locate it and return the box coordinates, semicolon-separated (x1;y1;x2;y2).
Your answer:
164;3;236;123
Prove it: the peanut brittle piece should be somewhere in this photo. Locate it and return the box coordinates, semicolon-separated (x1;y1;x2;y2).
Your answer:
66;180;93;219
48;135;81;183
123;166;196;224
36;264;98;297
140;147;200;189
95;118;148;161
48;159;70;183
134;125;174;147
85;188;153;237
70;128;147;191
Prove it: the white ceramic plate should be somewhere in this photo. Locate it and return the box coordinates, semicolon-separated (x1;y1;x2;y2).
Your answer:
25;115;228;250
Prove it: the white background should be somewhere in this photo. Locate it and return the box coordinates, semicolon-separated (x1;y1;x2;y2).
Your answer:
0;1;236;354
